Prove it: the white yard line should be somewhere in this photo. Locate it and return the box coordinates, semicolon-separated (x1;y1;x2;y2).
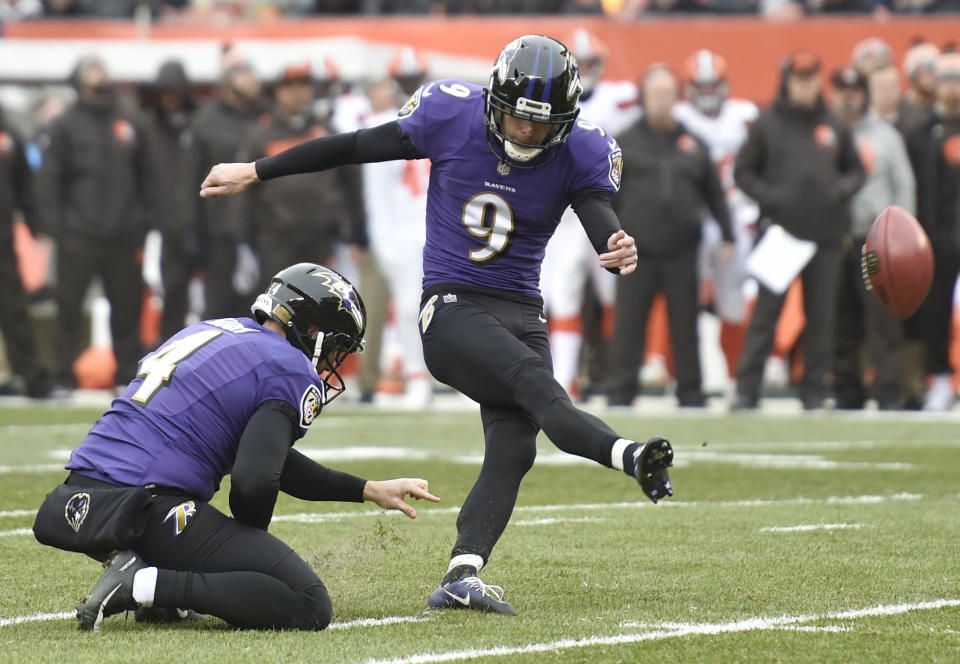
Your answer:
0;608;426;630
0;509;35;518
0;610;74;627
271;492;924;525
365;599;960;664
511;517;606;527
0;528;32;537
0;464;64;474
760;523;866;533
3;492;925;531
328;615;430;630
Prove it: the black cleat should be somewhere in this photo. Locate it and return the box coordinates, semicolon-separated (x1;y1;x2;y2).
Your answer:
76;550;145;632
633;436;674;503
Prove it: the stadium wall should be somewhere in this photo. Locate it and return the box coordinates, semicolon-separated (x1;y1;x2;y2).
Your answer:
3;17;959;100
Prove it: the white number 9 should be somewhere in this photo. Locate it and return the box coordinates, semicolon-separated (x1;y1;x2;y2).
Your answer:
462;192;515;263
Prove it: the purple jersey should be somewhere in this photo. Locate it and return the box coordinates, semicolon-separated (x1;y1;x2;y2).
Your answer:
67;317;325;501
396;80;622;298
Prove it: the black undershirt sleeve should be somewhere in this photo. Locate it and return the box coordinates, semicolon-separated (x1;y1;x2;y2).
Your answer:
279;449;367;503
254;121;423;181
229;401;295;530
570;189;622;272
229;401;368;530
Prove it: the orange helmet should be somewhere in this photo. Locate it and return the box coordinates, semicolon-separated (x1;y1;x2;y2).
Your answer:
684;49;729;116
565;29;609;96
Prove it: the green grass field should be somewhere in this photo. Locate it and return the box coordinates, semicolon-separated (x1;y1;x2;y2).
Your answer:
2;403;960;663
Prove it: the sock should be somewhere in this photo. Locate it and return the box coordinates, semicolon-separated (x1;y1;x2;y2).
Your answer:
611;438;636;472
611;438;641;476
132;566;158;608
443;554;484;584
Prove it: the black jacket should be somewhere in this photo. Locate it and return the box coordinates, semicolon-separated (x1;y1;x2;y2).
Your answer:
910;112;960;250
735;97;864;245
614;118;732;258
234;110;362;247
190;98;262;240
0;113;36;242
145;107;196;236
37;99;153;239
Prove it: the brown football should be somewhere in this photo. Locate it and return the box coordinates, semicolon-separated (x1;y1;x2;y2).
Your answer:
861;205;934;319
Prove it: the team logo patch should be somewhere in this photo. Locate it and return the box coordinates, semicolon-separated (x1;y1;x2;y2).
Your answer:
607;148;623;191
64;492;90;533
299;384;323;427
113;118;135;146
398;86;423;119
163;501;196;536
944;135;960;166
814;124;837;149
419;294;438;334
311;271;365;332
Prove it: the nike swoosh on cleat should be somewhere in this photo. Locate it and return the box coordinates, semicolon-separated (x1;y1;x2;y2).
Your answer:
93;584;122;632
442;588;470;607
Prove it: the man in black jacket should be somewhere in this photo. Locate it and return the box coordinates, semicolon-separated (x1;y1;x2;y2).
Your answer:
732;51;865;411
607;65;734;407
190;58;264;319
232;61;363;287
909;53;960;411
0;108;51;397
143;59;199;341
38;56;154;389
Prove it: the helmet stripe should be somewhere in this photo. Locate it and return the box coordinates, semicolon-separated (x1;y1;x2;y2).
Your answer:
542;47;554;103
525;44;541;100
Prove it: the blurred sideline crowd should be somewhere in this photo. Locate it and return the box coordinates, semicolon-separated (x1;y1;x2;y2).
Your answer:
1;31;960;412
1;0;959;21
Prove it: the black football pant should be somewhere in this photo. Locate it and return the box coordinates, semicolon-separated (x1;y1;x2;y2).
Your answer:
63;473;330;631
159;231;193;342
202;234;246;320
0;238;49;395
915;242;960;376
55;231;143;386
737;243;843;402
136;494;331;630
607;248;703;406
833;237;904;407
420;286;620;564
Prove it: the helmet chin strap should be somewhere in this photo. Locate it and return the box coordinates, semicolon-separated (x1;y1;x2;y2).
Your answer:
503;140;543;162
311;332;326;374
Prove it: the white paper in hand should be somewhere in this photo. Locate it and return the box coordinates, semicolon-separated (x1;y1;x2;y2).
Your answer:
745;224;817;295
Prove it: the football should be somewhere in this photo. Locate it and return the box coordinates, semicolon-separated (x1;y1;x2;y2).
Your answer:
861;205;934;319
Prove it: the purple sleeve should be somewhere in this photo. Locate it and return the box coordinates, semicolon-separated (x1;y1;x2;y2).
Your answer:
396;80;480;160
257;360;324;435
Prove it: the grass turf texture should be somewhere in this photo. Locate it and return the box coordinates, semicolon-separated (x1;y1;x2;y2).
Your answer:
1;406;959;663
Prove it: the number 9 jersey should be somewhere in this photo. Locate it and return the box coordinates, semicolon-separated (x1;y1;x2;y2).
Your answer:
396;79;622;298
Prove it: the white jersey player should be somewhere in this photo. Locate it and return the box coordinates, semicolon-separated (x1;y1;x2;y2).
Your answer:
673;49;759;381
540;29;641;397
361;78;432;405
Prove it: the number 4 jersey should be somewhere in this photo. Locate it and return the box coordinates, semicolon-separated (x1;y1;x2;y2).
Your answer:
66;317;325;501
396;79;621;298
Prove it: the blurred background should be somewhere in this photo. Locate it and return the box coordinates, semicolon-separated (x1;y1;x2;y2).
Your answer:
0;3;958;413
